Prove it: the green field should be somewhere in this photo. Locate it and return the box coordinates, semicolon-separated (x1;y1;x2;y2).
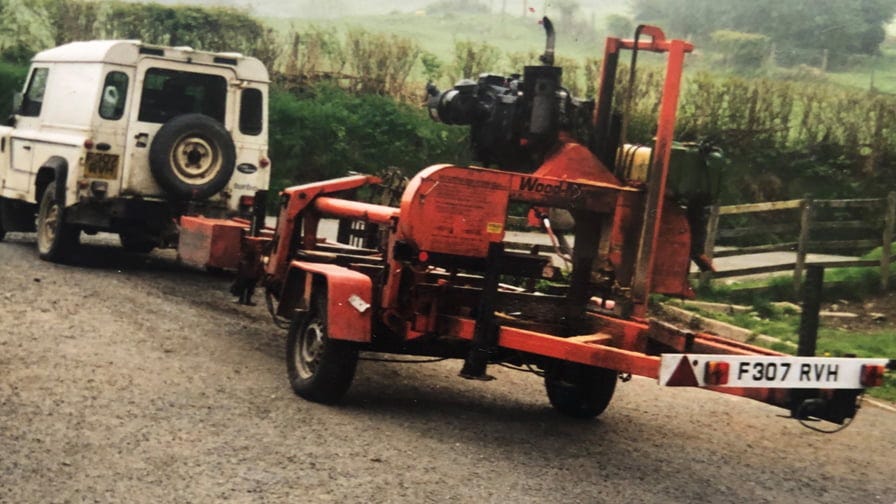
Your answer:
824;42;896;95
263;12;605;69
262;9;896;97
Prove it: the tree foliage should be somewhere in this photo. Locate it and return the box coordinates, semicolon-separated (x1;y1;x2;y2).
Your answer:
426;0;490;16
710;30;770;69
631;0;896;57
0;0;282;67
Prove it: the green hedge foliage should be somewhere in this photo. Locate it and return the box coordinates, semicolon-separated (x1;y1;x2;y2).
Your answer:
268;85;470;195
616;67;896;202
710;30;770;69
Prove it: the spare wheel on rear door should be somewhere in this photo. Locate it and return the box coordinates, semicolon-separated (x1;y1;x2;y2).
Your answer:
149;113;236;200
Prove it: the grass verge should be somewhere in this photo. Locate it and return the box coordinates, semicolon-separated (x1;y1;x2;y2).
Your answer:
683;244;896;402
680;301;896;402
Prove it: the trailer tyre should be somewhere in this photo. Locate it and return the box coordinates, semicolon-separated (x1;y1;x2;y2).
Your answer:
286;293;359;404
0;201;6;241
36;182;79;262
544;362;617;419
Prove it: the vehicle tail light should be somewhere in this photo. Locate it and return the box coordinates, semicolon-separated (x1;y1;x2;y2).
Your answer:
704;361;730;386
860;364;886;387
239;195;255;208
83;139;94;149
417;251;429;263
259;157;270;168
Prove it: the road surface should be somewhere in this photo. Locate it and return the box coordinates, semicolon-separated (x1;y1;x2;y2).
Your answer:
1;232;895;503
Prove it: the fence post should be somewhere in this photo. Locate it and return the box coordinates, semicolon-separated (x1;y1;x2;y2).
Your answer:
699;204;721;289
798;265;824;357
882;191;896;291
793;197;813;298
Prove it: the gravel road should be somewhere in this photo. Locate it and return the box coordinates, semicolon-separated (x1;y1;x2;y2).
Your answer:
2;232;895;504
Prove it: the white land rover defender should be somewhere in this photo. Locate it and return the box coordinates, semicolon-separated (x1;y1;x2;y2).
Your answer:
0;40;270;261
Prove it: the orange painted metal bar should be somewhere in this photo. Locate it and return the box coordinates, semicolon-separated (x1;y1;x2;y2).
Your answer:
266;174;381;281
590;311;785;357
437;313;811;410
691;334;783;356
438;315;661;378
630;39;690;316
313;196;400;225
589;312;651;350
614;37;695;54
499;328;661;378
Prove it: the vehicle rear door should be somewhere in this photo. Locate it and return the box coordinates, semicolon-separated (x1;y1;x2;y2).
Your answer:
122;59;235;197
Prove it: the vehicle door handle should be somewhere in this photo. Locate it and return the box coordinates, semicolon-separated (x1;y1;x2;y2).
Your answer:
22;145;30;150
135;132;148;148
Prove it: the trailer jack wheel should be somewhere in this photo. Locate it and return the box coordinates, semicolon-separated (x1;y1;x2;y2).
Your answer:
286;295;358;404
544;362;618;419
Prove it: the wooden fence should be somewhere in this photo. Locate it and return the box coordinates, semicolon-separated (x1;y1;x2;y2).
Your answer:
503;192;896;295
700;192;896;293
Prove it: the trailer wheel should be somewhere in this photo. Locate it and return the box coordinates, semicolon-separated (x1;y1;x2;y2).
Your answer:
544;362;618;419
36;182;79;262
0;202;6;241
286;293;359;404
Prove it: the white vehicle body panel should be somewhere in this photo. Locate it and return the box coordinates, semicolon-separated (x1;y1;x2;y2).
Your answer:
0;40;270;213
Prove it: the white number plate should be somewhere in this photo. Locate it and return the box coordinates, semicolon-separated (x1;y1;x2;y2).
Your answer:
659;354;889;389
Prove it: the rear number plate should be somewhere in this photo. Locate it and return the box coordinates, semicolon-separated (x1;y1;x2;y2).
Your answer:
85;152;119;180
660;354;889;389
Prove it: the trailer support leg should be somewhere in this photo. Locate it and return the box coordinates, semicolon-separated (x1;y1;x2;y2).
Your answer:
460;243;503;380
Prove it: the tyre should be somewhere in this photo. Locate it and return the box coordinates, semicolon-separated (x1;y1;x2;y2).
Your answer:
0;202;5;242
119;231;156;253
36;182;79;262
149;113;236;200
544;361;618;419
286;292;359;404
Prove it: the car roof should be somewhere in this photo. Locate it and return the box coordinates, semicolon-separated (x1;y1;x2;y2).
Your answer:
32;40;269;83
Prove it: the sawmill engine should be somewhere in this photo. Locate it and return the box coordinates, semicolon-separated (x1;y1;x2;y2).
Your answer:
425;18;591;172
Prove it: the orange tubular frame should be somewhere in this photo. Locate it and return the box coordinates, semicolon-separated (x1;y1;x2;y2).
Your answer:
266;174;382;283
437;311;794;408
592;26;694;318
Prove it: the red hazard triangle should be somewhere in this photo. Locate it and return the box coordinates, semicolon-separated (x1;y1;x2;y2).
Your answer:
665;356;699;386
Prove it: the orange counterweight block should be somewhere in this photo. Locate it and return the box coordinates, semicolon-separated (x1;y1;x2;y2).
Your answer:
178;216;246;271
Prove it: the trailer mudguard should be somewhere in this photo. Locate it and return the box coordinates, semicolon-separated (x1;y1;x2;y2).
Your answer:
289;261;373;343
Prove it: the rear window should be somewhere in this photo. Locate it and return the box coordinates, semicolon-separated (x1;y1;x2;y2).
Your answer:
239;88;263;136
137;68;226;124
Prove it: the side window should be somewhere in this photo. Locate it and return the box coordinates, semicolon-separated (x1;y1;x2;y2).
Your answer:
21;67;49;117
239;88;263;136
98;71;129;120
